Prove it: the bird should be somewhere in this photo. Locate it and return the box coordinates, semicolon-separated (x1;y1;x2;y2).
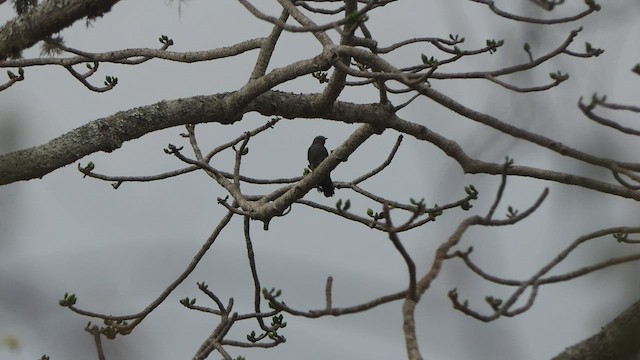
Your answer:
307;135;335;197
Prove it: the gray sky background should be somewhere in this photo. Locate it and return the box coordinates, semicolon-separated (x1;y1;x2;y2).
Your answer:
1;1;640;359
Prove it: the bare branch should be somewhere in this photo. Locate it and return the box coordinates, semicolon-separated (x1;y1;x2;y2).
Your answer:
450;226;640;321
352;134;403;184
579;96;640;136
265;288;406;318
383;204;417;300
66;211;235;333
85;324;106;360
250;9;290;79
484;159;512;220
64;64;116;92
325;276;333;310
243;216;270;333
0;38;264;67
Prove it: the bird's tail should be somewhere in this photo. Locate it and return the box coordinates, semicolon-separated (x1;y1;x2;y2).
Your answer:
321;176;335;197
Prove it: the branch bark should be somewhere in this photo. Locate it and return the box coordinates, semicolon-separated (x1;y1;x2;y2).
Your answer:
552;299;640;360
3;90;640;204
0;0;121;59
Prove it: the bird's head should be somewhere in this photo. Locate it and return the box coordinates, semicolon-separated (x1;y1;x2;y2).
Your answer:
313;135;327;144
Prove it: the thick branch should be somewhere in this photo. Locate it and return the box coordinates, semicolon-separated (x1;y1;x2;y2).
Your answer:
552;299;640;360
0;93;239;185
4;91;640;204
0;0;120;59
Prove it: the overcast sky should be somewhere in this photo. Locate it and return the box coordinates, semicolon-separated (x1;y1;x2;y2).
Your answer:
2;1;640;359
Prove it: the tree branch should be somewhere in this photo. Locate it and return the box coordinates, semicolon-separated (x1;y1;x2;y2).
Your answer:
552;299;640;360
0;0;121;59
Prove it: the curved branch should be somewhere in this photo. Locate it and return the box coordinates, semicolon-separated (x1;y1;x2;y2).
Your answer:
451;226;640;321
469;0;597;24
484;74;564;93
352;134;403;184
578;97;640;136
67;210;235;329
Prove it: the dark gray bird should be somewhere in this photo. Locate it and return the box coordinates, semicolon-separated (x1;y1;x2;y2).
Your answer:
307;135;335;197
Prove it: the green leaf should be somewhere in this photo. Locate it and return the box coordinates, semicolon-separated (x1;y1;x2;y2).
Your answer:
584;0;601;11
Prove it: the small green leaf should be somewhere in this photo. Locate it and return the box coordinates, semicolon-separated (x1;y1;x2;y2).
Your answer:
584;0;601;11
614;233;628;242
506;206;519;218
59;293;77;306
247;330;257;343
